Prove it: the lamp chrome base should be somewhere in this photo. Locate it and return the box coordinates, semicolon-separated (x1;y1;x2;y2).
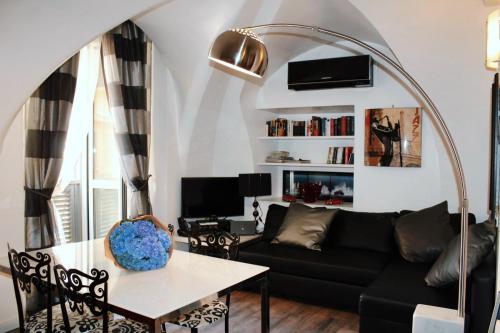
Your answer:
413;304;464;333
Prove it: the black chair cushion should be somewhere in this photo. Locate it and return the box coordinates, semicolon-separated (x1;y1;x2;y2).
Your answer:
324;210;399;254
359;257;457;325
238;241;389;287
262;204;288;241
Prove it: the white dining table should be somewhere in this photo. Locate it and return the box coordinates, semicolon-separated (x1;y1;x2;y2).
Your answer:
0;239;270;332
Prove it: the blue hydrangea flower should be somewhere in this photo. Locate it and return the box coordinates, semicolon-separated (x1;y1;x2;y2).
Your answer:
109;220;171;271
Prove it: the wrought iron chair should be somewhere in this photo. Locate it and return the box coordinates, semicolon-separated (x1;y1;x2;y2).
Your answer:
8;245;57;333
165;229;240;333
53;264;149;333
8;245;110;333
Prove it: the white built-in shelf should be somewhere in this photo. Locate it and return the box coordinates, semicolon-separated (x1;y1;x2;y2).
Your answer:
257;162;354;171
258;136;354;141
260;197;353;210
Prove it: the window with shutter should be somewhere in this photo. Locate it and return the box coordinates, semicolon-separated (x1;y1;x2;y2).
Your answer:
93;188;120;239
52;184;82;243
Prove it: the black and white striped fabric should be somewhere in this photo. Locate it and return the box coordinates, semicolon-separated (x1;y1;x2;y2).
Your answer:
101;20;152;217
24;55;79;250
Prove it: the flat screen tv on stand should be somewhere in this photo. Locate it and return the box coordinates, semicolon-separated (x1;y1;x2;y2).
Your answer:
181;177;244;220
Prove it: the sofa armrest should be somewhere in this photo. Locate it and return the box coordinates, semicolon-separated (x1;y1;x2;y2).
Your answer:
467;250;496;333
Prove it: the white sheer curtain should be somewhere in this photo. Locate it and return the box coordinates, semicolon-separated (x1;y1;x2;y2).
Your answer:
51;38;101;243
55;38;101;194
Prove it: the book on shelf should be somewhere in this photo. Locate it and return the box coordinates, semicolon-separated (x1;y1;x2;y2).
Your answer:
336;147;344;164
327;146;354;165
265;157;312;164
348;152;355;164
327;147;334;165
266;115;354;137
265;151;311;164
266;118;288;136
330;116;355;136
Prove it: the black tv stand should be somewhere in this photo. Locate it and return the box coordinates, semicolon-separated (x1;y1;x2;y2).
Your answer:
177;217;232;235
200;216;228;223
196;217;232;230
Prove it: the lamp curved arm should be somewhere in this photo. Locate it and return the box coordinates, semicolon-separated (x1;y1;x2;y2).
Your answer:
243;23;469;318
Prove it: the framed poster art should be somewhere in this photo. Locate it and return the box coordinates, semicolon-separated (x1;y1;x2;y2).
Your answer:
364;107;422;167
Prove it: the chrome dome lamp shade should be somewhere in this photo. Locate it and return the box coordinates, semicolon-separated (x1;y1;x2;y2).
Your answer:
208;29;268;78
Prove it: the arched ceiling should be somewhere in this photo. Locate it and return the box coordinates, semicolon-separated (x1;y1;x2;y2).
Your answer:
134;0;250;102
0;0;167;150
135;0;390;104
133;0;393;175
0;0;391;149
258;0;389;75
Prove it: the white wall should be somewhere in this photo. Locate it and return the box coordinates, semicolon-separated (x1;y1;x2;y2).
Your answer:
200;42;444;216
150;46;182;227
169;0;493;221
252;43;444;213
0;112;25;331
350;0;494;220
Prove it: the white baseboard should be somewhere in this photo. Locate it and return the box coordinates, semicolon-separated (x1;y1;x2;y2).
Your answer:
0;316;18;333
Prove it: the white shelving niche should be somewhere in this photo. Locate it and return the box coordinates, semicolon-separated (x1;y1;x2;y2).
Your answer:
256;105;355;211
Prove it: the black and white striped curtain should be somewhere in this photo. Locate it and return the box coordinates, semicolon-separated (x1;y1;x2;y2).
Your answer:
24;55;79;250
101;21;152;217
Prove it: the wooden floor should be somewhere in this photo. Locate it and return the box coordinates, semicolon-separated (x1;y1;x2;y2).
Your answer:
8;291;359;333
164;291;359;333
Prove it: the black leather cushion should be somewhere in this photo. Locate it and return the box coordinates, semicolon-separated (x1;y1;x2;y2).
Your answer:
394;201;454;263
324;210;399;254
400;211;476;234
238;241;389;287
262;204;288;241
272;203;337;251
425;221;496;287
359;257;457;326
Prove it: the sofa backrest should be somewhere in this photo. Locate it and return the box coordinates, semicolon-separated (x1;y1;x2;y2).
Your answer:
262;204;289;241
400;210;476;234
449;213;476;233
323;210;400;254
262;204;477;254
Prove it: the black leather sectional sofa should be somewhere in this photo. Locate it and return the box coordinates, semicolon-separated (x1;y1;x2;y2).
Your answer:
237;205;496;333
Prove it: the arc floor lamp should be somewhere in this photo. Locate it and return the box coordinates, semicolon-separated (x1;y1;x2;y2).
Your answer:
208;24;469;320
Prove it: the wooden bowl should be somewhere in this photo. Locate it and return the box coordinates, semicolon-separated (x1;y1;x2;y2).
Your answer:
104;215;174;269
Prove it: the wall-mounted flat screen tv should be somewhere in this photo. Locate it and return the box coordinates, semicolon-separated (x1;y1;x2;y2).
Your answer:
181;177;244;218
